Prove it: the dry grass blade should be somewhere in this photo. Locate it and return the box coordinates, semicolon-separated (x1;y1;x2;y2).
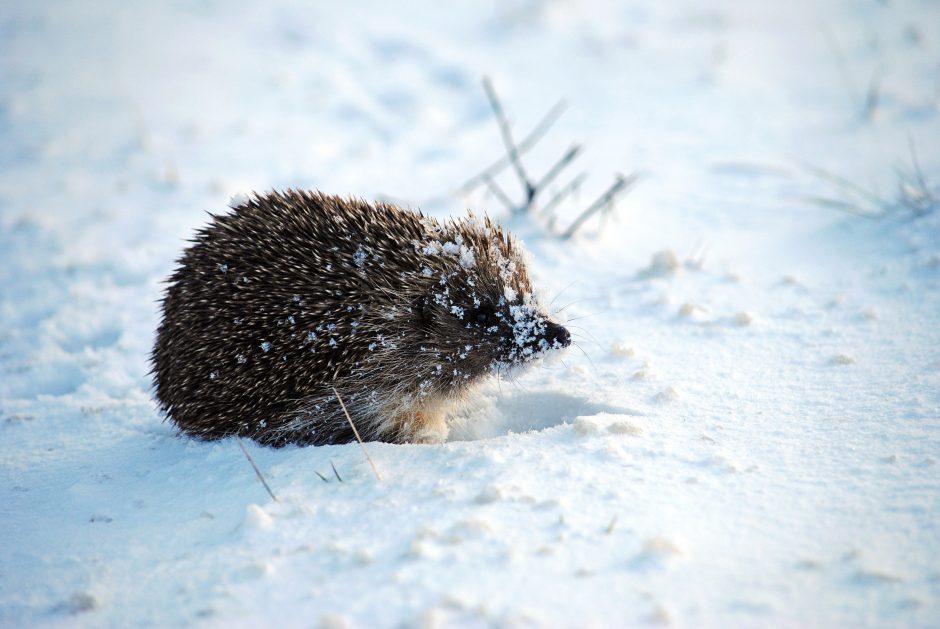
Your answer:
896;138;938;216
819;24;863;117
800;162;888;210
236;436;278;502
801;145;938;220
863;70;880;120
606;515;618;535
330;460;343;482
906;137;928;192
801;195;881;219
332;387;383;482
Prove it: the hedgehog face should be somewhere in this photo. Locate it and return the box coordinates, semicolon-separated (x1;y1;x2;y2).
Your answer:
465;293;571;367
413;216;570;392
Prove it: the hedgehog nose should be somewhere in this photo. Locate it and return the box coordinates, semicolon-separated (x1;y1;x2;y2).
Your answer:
544;322;571;348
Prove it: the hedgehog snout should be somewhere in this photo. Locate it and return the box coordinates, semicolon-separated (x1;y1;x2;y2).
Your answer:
507;317;571;362
541;321;571;348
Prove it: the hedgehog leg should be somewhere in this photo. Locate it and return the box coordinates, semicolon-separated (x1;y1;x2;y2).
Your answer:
375;397;450;444
409;402;450;444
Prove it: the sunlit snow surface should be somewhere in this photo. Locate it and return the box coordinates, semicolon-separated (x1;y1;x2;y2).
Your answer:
2;0;939;626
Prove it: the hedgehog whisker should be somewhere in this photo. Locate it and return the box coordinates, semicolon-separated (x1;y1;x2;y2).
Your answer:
554;297;592;315
548;280;579;307
565;311;605;323
569;333;602;350
568;329;599;344
571;341;597;373
567;324;601;347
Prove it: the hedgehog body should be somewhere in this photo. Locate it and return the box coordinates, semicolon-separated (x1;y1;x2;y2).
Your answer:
151;191;569;446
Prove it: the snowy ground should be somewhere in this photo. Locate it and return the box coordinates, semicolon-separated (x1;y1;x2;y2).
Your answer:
2;0;939;627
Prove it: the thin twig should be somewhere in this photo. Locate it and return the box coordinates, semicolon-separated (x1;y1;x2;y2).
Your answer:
533;144;582;198
560;173;639;239
541;172;588;218
315;470;330;483
482;76;535;203
467;78;637;238
332;387;383;481
457;100;567;195
236;436;278;502
483;174;516;212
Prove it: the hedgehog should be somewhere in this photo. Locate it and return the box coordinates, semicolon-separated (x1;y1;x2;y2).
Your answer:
151;190;570;446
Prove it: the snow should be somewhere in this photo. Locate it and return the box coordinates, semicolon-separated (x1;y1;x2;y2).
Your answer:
1;0;939;627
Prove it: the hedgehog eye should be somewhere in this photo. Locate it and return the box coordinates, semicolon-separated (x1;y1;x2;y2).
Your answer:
471;303;496;326
415;295;434;328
